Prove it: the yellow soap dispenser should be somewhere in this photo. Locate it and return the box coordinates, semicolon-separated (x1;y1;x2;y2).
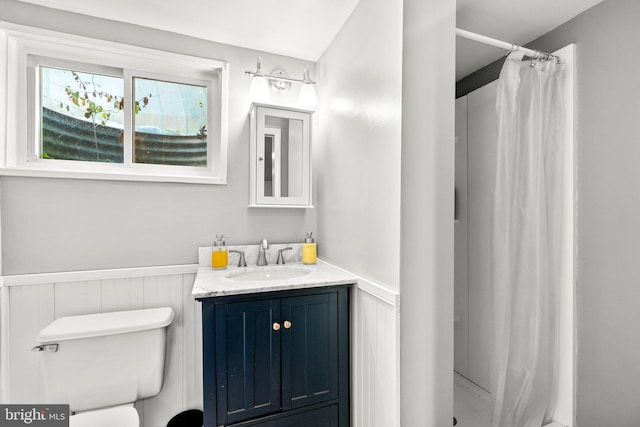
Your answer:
302;232;317;265
211;235;229;270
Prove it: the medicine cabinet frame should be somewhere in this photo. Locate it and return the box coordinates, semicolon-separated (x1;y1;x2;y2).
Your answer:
249;103;313;208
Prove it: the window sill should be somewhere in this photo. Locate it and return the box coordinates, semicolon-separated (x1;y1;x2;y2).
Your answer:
0;167;227;185
248;204;314;209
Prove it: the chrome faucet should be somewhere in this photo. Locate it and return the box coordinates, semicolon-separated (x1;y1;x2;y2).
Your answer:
229;249;247;267
257;238;269;266
276;247;293;265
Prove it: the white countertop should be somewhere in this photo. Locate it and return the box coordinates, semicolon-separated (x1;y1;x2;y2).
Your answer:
192;259;357;299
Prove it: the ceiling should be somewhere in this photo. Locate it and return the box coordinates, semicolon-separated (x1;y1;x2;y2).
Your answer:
17;0;361;61
21;0;603;80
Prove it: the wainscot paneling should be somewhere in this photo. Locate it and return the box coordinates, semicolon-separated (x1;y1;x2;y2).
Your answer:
0;265;201;427
350;276;401;427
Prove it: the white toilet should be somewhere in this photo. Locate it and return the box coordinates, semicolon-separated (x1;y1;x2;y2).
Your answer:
34;307;175;426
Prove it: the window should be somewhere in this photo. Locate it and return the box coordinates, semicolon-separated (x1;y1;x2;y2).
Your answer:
1;24;228;184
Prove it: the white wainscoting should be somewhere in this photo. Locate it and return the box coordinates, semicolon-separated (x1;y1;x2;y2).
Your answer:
0;265;201;427
350;275;401;427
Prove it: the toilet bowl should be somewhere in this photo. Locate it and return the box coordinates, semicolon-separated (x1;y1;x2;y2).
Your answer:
34;307;175;425
70;404;139;427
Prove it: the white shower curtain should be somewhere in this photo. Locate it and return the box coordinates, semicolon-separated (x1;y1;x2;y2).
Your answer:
491;51;566;427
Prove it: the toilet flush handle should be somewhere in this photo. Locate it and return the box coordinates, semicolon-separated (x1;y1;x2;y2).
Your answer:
31;344;58;352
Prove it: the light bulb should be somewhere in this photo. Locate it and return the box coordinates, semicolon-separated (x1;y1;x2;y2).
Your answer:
249;56;270;102
299;83;318;108
250;75;270;102
299;66;317;108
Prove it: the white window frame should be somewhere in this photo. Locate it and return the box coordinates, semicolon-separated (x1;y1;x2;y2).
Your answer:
0;23;229;184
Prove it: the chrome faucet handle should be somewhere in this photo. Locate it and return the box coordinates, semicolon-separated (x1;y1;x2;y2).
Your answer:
257;238;270;266
276;247;293;265
229;250;247;267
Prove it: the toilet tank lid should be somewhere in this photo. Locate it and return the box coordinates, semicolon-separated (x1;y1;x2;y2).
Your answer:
36;307;174;343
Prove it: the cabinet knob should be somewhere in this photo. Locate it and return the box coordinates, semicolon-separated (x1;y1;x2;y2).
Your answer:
273;322;281;331
284;321;292;329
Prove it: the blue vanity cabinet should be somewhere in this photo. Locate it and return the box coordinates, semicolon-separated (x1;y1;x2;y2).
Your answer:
200;285;350;427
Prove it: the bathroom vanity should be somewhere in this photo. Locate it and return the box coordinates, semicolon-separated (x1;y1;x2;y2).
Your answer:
193;246;355;427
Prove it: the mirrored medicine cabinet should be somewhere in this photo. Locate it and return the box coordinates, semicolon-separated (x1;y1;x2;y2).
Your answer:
249;104;312;208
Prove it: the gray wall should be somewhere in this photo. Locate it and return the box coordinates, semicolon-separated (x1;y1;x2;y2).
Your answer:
457;0;640;424
0;0;316;274
400;0;455;425
316;0;455;424
315;0;403;289
534;1;640;425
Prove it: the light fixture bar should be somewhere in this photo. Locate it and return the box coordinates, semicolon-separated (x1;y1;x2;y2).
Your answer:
246;58;318;107
245;70;316;86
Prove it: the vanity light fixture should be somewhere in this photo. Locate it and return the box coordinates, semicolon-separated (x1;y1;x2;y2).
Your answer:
246;57;318;108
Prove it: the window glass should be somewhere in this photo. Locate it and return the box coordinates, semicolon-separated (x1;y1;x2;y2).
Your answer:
133;78;208;167
40;66;124;163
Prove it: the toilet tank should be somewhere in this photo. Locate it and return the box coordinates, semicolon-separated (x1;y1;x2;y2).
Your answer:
35;307;174;413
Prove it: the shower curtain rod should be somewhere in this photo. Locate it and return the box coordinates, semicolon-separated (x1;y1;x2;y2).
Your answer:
456;28;563;63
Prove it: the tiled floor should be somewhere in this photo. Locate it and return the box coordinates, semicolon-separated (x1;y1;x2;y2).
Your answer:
453;373;566;427
454;372;491;427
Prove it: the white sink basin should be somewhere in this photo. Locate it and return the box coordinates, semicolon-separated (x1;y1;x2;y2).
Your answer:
226;267;311;281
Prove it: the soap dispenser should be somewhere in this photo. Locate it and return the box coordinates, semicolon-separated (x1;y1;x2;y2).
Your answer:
302;232;317;265
211;235;229;270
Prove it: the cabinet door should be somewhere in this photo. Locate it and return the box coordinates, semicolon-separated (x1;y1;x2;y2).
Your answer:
215;299;281;425
237;405;339;427
281;292;339;410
